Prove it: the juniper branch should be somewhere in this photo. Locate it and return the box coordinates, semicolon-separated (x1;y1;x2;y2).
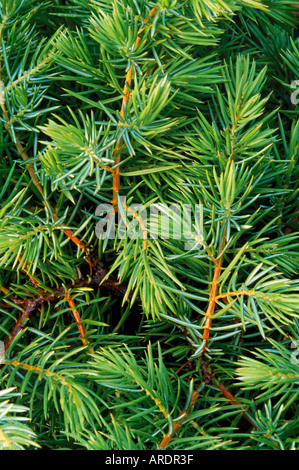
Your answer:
3;259;141;352
111;6;159;207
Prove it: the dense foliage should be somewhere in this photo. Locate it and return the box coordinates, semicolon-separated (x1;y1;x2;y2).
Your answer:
0;0;298;450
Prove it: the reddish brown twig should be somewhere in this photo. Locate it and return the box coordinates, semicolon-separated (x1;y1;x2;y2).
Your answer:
216;381;257;429
200;357;256;429
160;327;255;451
201;226;227;354
64;291;88;346
173;359;194;377
157;388;201;450
4;299;40;352
3;260;141;352
112;6;159;208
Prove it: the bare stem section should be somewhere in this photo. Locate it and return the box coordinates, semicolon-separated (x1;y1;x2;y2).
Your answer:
201;226;227;354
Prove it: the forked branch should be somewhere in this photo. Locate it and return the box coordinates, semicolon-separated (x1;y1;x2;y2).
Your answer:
3;260;140;352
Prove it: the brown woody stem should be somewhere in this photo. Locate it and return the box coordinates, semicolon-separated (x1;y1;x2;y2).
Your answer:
3;260;140;352
216;381;257;429
4;299;39;352
157;388;200;450
112;6;159;208
201;226;227;354
65;292;88;346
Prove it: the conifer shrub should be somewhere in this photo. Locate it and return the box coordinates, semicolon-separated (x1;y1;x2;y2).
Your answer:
0;0;298;451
